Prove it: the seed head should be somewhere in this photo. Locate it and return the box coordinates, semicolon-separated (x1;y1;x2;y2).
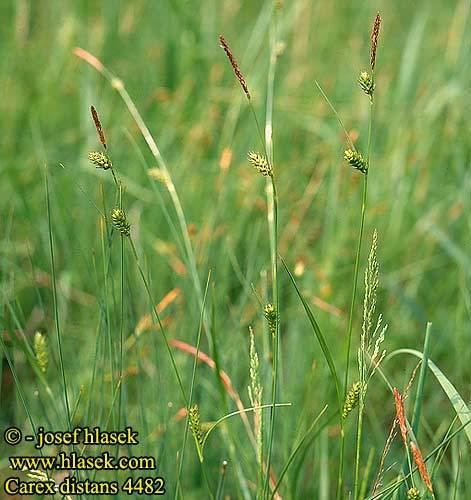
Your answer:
89;151;112;170
344;149;368;174
263;303;278;337
189;404;204;446
342;381;362;419
393;388;408;447
90;105;107;149
358;71;375;98
407;487;421;500
410;441;433;494
370;13;382;71
34;331;48;374
111;208;130;237
219;34;251;100
248;152;272;177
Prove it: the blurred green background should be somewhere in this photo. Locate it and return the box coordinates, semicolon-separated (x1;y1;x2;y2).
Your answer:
1;0;470;497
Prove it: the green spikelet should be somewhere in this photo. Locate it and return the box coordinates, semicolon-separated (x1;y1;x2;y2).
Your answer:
358;71;375;98
342;381;361;419
33;331;48;373
111;208;130;237
344;149;368;174
189;405;204;446
407;487;421;500
248;152;272;177
189;405;204;462
264;303;277;337
88;151;112;170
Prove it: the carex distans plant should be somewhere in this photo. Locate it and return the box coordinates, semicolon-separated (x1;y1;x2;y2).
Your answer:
220;30;281;497
320;11;382;500
87;105;188;441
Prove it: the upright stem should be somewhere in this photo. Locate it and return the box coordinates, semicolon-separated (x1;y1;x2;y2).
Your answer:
263;17;280;499
45;169;72;430
338;94;374;499
353;99;374;500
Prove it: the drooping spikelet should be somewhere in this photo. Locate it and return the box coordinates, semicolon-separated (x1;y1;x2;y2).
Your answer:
189;404;204;448
410;441;433;494
111;208;130;237
219;35;251;100
370;13;382;71
263;303;278;338
248;152;272;177
342;381;362;419
344;149;368;174
89;151;112;170
407;487;421;500
33;331;48;374
358;71;375;98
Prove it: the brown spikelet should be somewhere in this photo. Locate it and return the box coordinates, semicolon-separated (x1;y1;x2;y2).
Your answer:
219;35;251;100
370;13;382;71
410;441;433;494
393;388;408;447
90;105;107;149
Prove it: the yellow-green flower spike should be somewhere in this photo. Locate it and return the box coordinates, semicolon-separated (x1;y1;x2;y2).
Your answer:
88;151;112;170
358;71;375;98
189;405;204;446
111;208;130;237
407;487;421;500
264;303;278;337
342;381;362;419
248;152;272;177
34;331;48;373
344;149;368;174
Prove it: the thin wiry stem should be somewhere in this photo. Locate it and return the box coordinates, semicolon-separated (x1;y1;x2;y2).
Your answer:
128;237;188;405
353;97;374;500
45;167;72;430
262;16;280;499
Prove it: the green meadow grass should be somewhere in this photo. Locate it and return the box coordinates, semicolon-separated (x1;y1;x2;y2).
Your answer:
1;0;470;498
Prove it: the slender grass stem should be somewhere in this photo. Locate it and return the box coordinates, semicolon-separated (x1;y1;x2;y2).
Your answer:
353;98;374;500
117;185;125;432
261;17;280;499
128;237;188;404
44;167;72;430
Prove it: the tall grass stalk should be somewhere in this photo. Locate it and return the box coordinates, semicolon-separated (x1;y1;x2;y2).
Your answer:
219;27;281;497
351;111;373;500
339;13;381;497
262;16;281;499
44;167;72;430
117;184;125;434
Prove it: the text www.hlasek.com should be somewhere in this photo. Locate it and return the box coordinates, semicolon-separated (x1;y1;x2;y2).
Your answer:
10;452;156;471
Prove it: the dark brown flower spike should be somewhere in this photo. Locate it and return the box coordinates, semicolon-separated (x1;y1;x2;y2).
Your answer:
370;13;382;71
90;105;107;149
219;34;251;100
